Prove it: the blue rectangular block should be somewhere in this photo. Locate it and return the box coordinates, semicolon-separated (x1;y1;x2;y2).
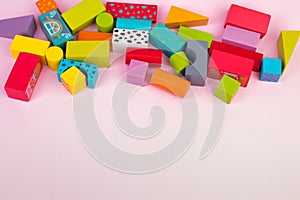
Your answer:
260;57;282;82
39;10;74;48
149;23;186;57
116;18;152;31
57;59;99;89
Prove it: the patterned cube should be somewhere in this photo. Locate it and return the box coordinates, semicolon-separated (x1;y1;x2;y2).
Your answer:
260;58;282;82
214;75;241;104
60;66;87;95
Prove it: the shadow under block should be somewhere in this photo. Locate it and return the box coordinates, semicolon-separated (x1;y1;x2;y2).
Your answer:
116;18;152;31
209;40;263;72
5;52;43;102
0;15;37;39
165;6;209;29
149;23;186;57
57;59;98;89
277;31;300;73
125;48;163;65
66;40;110;67
61;66;87;95
127;60;149;86
39;10;73;48
61;0;106;34
214;75;241;104
260;57;282;82
208;49;254;87
150;68;191;98
225;4;271;38
10;35;51;64
222;25;260;51
112;28;149;52
46;46;64;71
36;0;60;14
106;2;158;22
96;12;114;33
184;40;208;86
169;51;190;74
78;31;112;41
178;26;213;48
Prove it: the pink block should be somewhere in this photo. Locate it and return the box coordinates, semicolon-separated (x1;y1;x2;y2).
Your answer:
127;59;149;86
222;25;260;51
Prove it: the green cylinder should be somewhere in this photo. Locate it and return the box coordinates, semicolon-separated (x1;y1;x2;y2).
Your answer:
169;51;190;74
96;12;114;33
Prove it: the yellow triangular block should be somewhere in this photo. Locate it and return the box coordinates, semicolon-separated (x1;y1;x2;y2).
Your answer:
165;6;209;28
60;66;87;95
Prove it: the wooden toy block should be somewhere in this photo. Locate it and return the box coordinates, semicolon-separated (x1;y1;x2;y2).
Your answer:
178;26;213;48
36;0;60;14
60;66;87;95
125;48;163;65
169;51;190;74
10;35;51;64
0;15;37;39
184;40;208;86
106;2;158;22
96;12;114;33
61;0;106;34
78;31;112;41
208;49;254;87
225;4;271;38
277;31;300;73
46;46;64;71
127;59;149;86
66;40;110;67
116;18;152;31
149;23;186;57
5;52;43;102
214;75;241;104
112;28;149;52
57;59;99;89
222;25;260;51
39;10;73;48
260;58;282;82
150;68;191;98
209;40;263;72
165;6;209;29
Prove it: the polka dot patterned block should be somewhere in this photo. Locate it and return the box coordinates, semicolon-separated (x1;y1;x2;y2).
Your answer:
36;0;60;14
106;2;158;22
260;57;282;82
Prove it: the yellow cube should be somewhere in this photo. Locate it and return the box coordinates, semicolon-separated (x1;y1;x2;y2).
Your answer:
60;66;87;95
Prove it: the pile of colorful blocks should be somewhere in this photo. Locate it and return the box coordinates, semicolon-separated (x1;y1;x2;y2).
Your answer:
0;0;298;103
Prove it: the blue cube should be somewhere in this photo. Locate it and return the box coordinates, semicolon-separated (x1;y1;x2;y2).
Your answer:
260;58;282;82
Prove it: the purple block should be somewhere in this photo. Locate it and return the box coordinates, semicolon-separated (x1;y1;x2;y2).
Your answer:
222;25;260;51
0;15;37;39
127;59;149;86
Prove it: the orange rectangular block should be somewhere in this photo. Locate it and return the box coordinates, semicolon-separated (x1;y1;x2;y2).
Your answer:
36;0;60;14
78;31;112;41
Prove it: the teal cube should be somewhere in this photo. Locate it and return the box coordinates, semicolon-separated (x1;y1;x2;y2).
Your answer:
260;57;282;82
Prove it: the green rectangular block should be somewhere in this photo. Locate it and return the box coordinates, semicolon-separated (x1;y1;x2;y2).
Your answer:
214;75;241;104
62;0;106;34
178;26;213;48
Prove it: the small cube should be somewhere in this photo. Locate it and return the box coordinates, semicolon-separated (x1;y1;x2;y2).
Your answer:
260;58;282;82
214;75;241;104
60;66;87;95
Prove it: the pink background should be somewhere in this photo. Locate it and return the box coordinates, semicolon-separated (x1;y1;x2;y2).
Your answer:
1;0;300;199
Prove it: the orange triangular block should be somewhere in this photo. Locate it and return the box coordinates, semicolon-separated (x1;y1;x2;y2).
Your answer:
165;6;209;28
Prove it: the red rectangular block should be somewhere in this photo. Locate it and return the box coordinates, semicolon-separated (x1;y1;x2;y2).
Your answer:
225;4;271;38
208;49;254;87
209;40;263;72
5;52;43;102
125;48;163;65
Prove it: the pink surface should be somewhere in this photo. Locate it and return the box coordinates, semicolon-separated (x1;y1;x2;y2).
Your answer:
1;0;300;199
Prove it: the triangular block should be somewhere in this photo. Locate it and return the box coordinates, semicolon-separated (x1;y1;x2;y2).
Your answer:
165;6;209;28
0;15;37;39
127;60;149;86
277;30;300;73
61;66;87;95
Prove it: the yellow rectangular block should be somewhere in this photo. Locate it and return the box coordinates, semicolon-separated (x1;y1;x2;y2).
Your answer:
10;35;51;64
66;40;110;68
62;0;106;34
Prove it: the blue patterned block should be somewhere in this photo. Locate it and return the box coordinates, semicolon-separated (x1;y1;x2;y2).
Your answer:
149;23;186;57
39;10;73;48
57;59;99;88
116;18;152;31
260;58;282;82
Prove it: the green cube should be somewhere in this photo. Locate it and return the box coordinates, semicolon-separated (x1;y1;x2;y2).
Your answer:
214;75;241;104
178;26;214;48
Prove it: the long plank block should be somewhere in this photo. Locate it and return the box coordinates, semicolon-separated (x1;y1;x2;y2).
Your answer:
125;48;163;65
78;31;112;41
178;26;213;48
116;18;152;31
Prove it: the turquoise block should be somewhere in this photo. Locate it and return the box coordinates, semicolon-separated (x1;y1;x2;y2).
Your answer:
57;59;99;89
149;23;186;57
39;10;74;48
116;18;152;31
260;57;282;82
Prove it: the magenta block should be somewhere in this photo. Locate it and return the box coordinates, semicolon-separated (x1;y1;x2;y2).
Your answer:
0;15;37;39
127;59;149;86
222;25;260;51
